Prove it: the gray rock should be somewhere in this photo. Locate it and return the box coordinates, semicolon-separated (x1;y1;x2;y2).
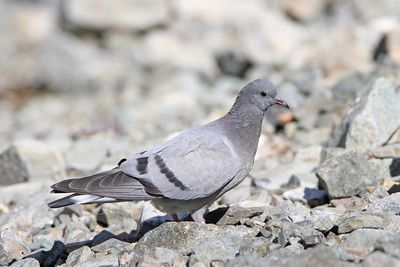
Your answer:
273;220;325;248
138;247;187;267
96;202;140;233
332;71;369;103
311;206;344;232
216;206;265;225
63;0;170;32
0;139;65;185
10;258;40;267
0;229;30;266
188;253;209;267
361;251;400;267
66;246;93;267
75;254;119;267
338;229;399;262
367;192;400;215
283;187;328;207
64;221;92;244
0;192;57;234
91;238;132;254
372;143;400;159
215;50;253;78
0;144;29;185
135;222;258;258
327;78;400;150
283;245;355;267
336;212;390;234
317;148;391;198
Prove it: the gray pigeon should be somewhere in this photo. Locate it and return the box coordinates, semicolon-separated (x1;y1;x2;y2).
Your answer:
48;79;289;223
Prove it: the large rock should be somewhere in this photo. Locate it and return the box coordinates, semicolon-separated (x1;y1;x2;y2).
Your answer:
63;0;170;32
135;222;258;261
327;78;400;151
0;140;65;186
317;148;391;198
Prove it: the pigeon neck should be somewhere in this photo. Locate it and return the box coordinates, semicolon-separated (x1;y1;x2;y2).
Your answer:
223;102;264;159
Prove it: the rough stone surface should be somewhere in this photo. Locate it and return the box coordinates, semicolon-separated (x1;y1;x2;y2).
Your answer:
367;192;400;215
327;78;400;151
0;229;30;266
65;246;93;266
317;148;391;198
136;222;258;257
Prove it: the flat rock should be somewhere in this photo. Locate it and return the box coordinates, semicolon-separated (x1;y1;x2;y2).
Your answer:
327;77;400;150
317;148;391;198
137;247;186;267
335;212;390;234
367;192;400;215
372;143;400;158
135;222;258;259
216;206;265;225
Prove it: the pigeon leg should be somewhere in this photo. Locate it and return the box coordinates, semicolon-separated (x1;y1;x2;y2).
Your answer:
172;213;179;222
191;207;206;224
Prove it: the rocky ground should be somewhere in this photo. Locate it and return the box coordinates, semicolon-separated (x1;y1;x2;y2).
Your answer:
1;0;400;266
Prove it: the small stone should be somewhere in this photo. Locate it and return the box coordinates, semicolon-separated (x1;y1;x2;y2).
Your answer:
367;192;400;214
139;247;186;267
0;229;30;266
91;238;131;254
283;187;328;207
66;246;93;267
311;206;344;233
10;258;40;267
216;206;264;225
336;212;389;234
215;50;253;78
361;251;400;267
97;202;140;233
372;143;400;158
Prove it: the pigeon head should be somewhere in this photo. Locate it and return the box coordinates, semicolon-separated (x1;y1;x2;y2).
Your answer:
237;79;289;112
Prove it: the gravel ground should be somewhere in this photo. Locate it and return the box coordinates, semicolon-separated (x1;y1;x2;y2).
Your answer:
1;0;400;266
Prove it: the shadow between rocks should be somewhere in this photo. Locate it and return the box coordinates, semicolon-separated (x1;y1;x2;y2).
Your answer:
23;210;229;267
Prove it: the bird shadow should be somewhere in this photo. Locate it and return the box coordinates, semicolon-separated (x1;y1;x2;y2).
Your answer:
23;216;166;267
23;209;228;267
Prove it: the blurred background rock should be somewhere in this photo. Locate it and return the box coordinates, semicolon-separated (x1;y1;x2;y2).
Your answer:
1;0;400;266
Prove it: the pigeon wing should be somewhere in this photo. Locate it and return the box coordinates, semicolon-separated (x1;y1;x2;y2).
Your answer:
120;129;242;200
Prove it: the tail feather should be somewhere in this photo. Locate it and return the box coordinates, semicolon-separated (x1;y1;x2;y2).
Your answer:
48;193;118;208
48;167;156;208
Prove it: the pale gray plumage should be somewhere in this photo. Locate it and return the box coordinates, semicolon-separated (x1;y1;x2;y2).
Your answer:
48;79;288;223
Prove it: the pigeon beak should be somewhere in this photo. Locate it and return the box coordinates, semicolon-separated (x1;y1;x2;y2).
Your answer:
274;97;289;109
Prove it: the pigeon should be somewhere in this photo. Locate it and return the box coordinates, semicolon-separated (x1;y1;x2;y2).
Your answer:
48;79;289;223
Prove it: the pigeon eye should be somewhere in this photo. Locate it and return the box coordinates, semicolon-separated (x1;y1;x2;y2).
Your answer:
260;91;267;97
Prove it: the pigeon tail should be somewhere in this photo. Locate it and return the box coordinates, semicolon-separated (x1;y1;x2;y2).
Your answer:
48;167;156;208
